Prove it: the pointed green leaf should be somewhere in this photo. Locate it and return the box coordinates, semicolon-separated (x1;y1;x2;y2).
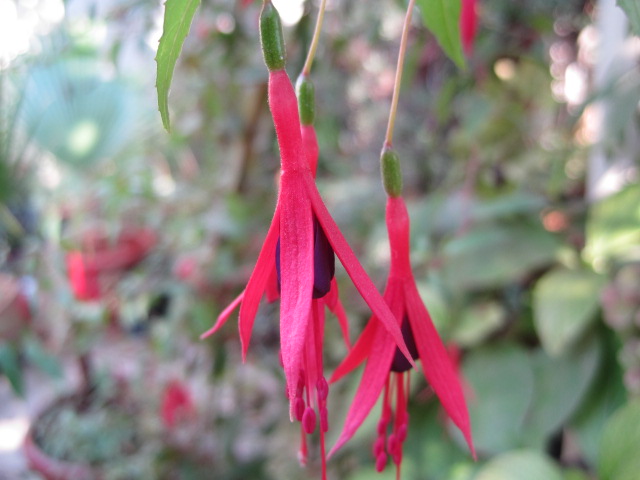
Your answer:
533;268;605;356
599;401;640;480
462;343;535;454
23;337;63;378
618;0;640;36
442;223;560;290
585;184;640;263
0;343;23;396
475;450;563;480
571;339;626;465
156;0;201;132
523;336;601;447
416;0;466;69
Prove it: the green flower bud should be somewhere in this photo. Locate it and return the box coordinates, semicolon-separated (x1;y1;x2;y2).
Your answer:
380;148;403;197
260;1;286;71
296;75;315;125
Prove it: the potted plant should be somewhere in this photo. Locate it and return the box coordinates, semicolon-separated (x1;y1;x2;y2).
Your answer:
24;374;150;480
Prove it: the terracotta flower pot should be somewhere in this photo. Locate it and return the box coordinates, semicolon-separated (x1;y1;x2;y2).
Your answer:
66;227;157;301
24;391;141;480
23;430;99;480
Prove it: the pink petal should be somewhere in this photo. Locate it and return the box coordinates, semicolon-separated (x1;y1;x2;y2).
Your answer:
304;300;324;396
279;173;314;401
324;278;351;349
301;124;319;177
328;323;396;457
238;207;281;361
405;280;475;457
303;173;416;370
265;264;279;303
200;290;244;339
460;0;478;55
330;278;405;385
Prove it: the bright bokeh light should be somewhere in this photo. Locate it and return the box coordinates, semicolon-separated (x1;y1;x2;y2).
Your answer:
0;0;64;65
0;417;29;452
67;120;100;157
494;58;516;81
272;0;305;26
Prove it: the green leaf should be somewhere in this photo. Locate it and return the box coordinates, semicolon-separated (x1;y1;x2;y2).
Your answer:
156;0;201;132
416;0;466;69
523;336;601;447
453;301;505;347
471;193;547;223
571;336;626;466
462;344;535;455
404;402;478;480
618;0;640;36
475;450;563;480
533;268;605;357
585;184;640;264
0;343;23;395
599;401;640;480
564;469;591;480
462;340;600;456
442;223;560;290
23;337;63;378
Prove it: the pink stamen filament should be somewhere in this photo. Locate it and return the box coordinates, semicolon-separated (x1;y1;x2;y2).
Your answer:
374;371;411;475
295;300;329;476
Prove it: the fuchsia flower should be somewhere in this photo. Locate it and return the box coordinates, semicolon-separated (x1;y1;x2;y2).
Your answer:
67;252;101;301
161;380;195;429
460;0;478;55
329;195;475;475
202;7;414;474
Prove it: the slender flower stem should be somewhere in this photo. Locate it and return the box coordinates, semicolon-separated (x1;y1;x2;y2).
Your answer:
302;0;328;76
384;0;416;148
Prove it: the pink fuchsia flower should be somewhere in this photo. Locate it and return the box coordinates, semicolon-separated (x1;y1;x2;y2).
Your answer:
329;196;475;475
67;252;101;301
202;0;413;420
460;0;478;55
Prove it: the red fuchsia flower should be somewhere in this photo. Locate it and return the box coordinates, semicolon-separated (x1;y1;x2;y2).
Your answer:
460;0;478;55
204;78;351;352
329;191;475;476
161;379;195;429
201;4;414;467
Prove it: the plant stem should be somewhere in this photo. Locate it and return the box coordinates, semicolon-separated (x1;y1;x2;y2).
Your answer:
236;82;268;194
384;0;416;148
302;0;328;76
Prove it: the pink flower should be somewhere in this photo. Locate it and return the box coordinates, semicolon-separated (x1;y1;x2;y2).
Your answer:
202;6;415;476
202;2;413;418
460;0;478;55
67;252;101;301
161;380;195;429
329;196;475;475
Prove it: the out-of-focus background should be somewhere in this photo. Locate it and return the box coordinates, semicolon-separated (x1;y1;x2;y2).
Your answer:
0;0;639;479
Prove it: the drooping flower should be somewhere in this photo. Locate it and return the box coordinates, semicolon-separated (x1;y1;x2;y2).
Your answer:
460;0;478;55
201;0;413;422
329;194;475;475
